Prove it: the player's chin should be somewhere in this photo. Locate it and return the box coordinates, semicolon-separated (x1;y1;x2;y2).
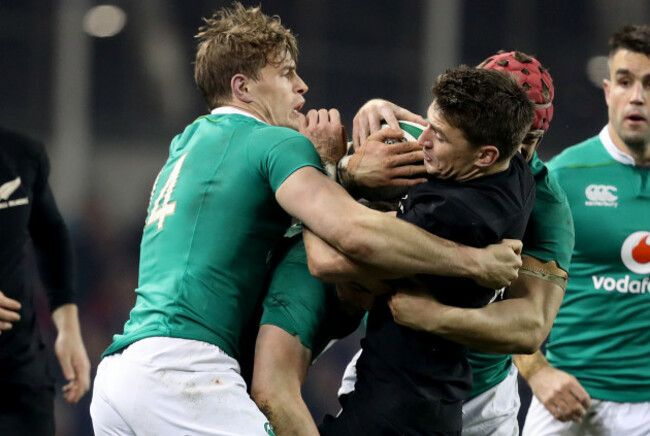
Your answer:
621;130;648;146
423;162;437;176
282;115;301;131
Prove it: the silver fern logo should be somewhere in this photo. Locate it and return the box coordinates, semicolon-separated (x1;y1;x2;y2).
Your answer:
0;177;21;200
0;177;29;210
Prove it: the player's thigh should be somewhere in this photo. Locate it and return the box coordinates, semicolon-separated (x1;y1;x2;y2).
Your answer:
462;365;520;436
587;399;650;436
522;396;581;436
0;382;55;436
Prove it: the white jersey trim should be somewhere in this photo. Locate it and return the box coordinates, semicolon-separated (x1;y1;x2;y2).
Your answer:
210;106;266;124
599;126;636;166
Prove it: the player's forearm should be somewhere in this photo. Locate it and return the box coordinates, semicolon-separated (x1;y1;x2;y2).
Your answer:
334;209;479;279
427;274;563;353
52;303;82;336
427;298;548;354
514;350;552;381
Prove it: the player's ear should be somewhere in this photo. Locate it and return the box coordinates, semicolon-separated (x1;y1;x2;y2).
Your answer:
476;145;499;167
232;74;253;103
603;78;612;107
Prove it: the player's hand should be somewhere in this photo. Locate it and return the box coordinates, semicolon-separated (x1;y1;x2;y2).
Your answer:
299;108;347;164
474;239;523;289
388;282;446;332
55;328;91;404
342;129;427;190
528;366;591;423
0;290;21;333
352;98;427;150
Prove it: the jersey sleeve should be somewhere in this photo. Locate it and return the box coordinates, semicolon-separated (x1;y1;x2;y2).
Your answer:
28;144;77;310
252;129;323;192
524;156;575;273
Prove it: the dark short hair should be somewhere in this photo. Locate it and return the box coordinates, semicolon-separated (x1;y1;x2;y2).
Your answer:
194;2;299;110
431;66;534;162
609;24;650;57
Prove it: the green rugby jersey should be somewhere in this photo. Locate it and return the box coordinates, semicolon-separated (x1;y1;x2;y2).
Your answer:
468;152;575;399
104;110;322;360
545;127;650;402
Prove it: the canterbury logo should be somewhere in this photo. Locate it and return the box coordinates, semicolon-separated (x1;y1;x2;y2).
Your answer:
0;177;21;200
585;184;618;207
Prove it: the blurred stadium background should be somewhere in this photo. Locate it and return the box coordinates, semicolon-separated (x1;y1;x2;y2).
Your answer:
1;1;648;434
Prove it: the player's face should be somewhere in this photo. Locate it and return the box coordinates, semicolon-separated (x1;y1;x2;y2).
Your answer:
603;49;650;153
518;131;543;162
248;52;308;130
419;102;480;180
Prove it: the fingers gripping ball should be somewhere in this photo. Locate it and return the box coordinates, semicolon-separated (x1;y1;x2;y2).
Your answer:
349;120;425;204
381;120;425;144
371;120;425;201
478;51;554;133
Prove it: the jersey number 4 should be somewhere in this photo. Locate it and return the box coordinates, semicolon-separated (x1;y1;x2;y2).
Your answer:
146;153;188;230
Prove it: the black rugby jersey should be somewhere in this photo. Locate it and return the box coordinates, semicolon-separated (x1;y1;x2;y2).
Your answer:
337;153;535;434
0;127;75;386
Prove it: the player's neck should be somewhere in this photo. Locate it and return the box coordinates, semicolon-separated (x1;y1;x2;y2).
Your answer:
219;102;270;125
608;124;650;166
459;159;509;181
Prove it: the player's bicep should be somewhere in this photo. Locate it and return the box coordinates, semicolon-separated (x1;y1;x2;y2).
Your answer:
276;166;359;242
504;256;566;336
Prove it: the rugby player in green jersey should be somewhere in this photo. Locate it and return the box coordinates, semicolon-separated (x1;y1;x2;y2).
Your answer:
335;51;573;436
517;24;650;435
89;4;525;435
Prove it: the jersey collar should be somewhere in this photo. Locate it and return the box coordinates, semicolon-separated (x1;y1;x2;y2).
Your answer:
599;125;636;166
210;106;266;124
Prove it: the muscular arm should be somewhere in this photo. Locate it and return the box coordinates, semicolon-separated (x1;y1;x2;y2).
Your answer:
277;166;521;288
302;226;405;285
388;264;564;354
251;325;319;436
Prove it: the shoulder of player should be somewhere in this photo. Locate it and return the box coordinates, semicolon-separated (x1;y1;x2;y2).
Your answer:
194;113;310;146
250;124;311;146
532;164;569;206
0;127;48;177
0;127;46;160
547;135;608;172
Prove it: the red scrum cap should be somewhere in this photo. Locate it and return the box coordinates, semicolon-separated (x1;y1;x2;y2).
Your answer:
478;51;554;133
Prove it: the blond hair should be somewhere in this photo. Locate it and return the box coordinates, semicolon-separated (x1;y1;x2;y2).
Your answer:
194;2;299;109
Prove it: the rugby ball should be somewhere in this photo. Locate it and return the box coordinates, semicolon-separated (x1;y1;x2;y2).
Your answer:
382;120;425;143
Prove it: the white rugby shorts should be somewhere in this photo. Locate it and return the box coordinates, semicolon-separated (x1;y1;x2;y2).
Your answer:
90;337;274;436
461;364;520;436
523;394;650;436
